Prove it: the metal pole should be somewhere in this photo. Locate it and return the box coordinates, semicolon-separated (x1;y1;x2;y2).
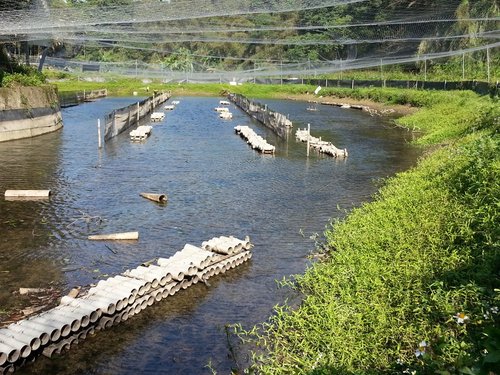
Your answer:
306;123;310;157
280;60;283;85
462;53;465;80
424;58;427;81
380;58;383;81
97;119;102;149
486;48;490;83
137;102;140;124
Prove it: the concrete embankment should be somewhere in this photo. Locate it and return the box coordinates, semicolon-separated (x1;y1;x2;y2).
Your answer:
0;86;63;143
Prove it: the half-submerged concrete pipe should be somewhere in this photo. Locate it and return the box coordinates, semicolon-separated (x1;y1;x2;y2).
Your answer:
0;235;253;372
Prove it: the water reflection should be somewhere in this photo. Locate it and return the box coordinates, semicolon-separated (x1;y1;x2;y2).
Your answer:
0;96;420;374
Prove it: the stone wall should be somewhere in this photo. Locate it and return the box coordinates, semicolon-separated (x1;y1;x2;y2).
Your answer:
0;86;63;143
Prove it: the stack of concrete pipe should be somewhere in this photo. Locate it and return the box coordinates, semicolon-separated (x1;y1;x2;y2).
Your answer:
234;125;275;154
295;128;348;158
0;235;253;373
130;125;152;141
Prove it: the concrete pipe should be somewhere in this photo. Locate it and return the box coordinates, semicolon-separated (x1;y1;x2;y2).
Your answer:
123;268;160;289
215;238;237;255
6;323;50;350
161;265;185;282
54;306;90;330
191;274;200;285
137;265;174;285
140;192;167;203
49;309;82;333
179;244;214;267
168;283;181;296
126;265;172;286
0;364;14;374
0;328;42;350
126;306;136;319
88;232;139;241
59;297;102;323
152;289;163;302
112;313;122;326
15;320;61;343
97;316;114;330
30;313;73;338
0;336;31;359
91;280;139;301
97;275;151;296
0;342;19;366
220;236;243;252
86;289;129;312
79;295;117;315
170;260;197;276
82;294;121;314
41;345;59;359
243;236;252;250
131;296;148;312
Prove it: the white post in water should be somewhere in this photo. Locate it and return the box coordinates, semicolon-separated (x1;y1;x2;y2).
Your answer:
307;123;310;157
136;102;140;124
97;119;102;149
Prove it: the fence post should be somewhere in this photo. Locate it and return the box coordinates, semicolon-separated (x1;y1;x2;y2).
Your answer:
137;102;140;124
351;80;354;89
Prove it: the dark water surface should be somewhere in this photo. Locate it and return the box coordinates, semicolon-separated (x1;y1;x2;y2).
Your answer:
0;96;420;374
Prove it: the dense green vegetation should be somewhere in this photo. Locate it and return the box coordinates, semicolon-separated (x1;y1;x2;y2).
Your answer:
236;89;499;374
0;48;46;87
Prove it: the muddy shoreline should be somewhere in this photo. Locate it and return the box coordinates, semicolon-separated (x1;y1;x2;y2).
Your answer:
279;93;418;117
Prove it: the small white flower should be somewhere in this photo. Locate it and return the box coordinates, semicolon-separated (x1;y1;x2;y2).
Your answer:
491;306;499;314
454;312;469;324
415;341;427;357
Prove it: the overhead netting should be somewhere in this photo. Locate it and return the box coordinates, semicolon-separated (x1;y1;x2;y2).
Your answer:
0;0;498;79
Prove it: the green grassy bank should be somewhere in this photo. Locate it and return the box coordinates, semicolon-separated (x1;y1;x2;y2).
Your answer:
236;90;499;374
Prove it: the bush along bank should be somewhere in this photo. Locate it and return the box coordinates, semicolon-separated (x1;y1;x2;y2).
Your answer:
237;89;499;375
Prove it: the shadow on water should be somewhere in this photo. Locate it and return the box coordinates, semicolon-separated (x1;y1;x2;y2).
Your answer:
1;96;421;374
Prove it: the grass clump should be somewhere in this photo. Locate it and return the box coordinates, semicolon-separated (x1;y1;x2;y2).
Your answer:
238;91;499;374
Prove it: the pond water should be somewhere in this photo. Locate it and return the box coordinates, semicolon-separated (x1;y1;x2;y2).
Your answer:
0;96;420;374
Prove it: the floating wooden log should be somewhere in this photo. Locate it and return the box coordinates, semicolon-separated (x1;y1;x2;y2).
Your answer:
4;190;51;199
140;192;167;203
88;232;139;241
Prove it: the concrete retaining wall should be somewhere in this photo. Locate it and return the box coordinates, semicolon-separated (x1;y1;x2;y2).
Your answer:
0;86;63;143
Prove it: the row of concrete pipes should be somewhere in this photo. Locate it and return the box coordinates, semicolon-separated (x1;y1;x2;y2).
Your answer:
295;128;348;158
234;125;276;154
0;236;253;374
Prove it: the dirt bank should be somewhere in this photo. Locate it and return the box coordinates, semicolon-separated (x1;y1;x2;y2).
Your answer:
279;93;418;117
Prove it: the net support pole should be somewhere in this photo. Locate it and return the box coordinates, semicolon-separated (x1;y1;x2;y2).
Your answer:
462;53;465;80
486;48;490;83
424;58;427;82
137;102;140;124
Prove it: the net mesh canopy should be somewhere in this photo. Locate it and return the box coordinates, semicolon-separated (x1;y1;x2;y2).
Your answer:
0;0;498;78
